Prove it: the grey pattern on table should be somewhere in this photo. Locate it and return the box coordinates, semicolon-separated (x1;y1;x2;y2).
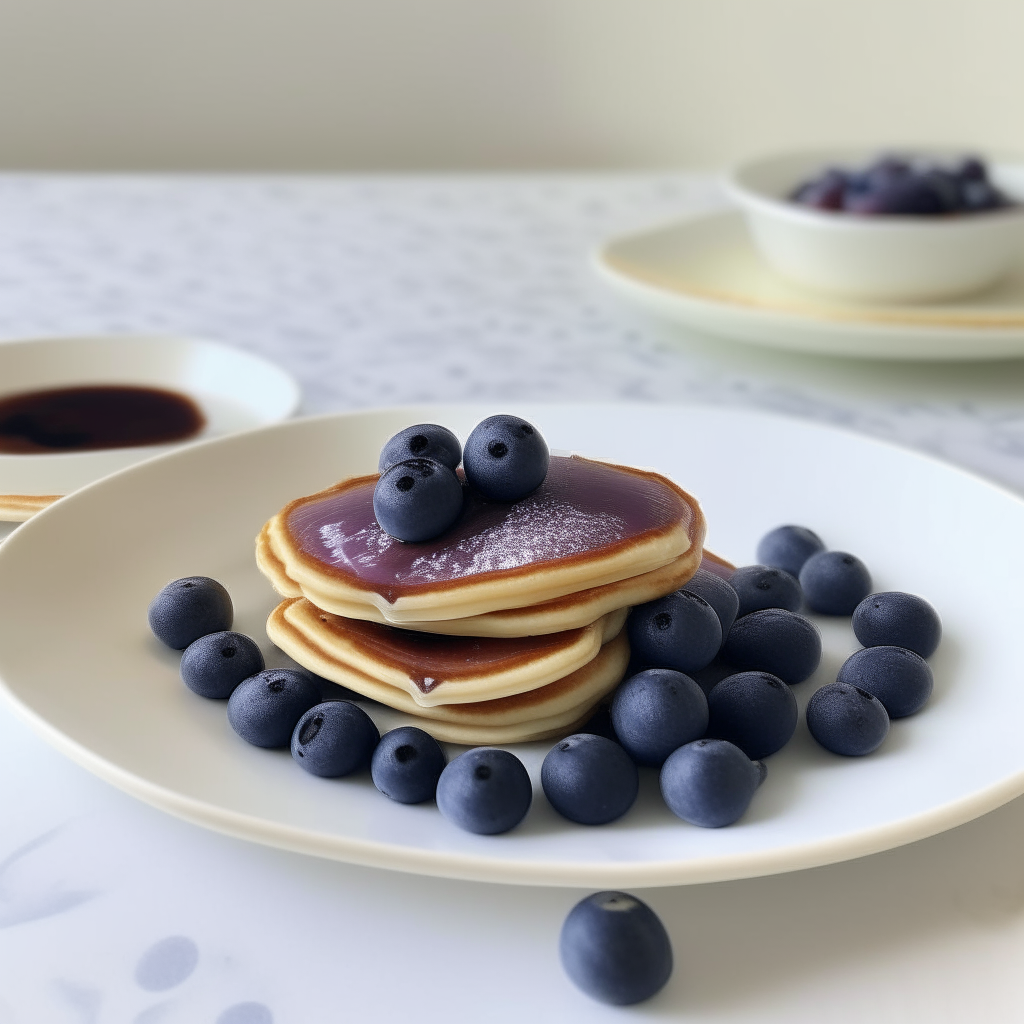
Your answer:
3;174;1024;494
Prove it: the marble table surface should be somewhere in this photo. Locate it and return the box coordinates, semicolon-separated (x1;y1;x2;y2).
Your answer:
2;173;1024;1022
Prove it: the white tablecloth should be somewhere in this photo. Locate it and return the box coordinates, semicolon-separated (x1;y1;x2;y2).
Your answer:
2;174;1024;1022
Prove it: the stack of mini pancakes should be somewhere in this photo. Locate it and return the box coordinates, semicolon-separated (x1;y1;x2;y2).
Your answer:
258;454;706;745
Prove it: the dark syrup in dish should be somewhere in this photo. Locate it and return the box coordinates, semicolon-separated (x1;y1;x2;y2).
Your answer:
0;385;205;454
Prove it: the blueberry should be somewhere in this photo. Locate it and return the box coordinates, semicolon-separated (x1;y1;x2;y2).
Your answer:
729;565;802;618
462;414;549;502
541;734;639;826
660;739;762;827
559;891;672;1006
180;631;264;699
806;682;889;756
148;576;232;649
681;567;739;643
436;747;532;834
610;668;709;768
227;669;321;748
378;423;462;473
836;645;933;719
722;608;822;685
371;726;447;803
291;700;380;777
756;525;825;578
372;458;463;542
799;551;872;615
706;671;798;759
852;592;941;659
626;590;721;673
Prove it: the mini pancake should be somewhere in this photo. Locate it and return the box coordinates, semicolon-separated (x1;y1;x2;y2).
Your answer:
259;454;705;624
258;521;700;636
275;596;626;707
267;599;629;745
0;493;62;522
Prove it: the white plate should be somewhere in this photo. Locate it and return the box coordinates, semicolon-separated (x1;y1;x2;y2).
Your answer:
595;209;1024;360
0;403;1021;888
0;335;301;515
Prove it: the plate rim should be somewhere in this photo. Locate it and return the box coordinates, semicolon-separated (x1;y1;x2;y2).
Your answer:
3;401;1024;888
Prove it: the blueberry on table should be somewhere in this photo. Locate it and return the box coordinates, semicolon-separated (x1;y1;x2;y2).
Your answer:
756;525;825;578
660;738;763;827
722;608;822;685
180;630;264;699
681;567;739;645
541;734;639;826
610;668;709;768
373;457;464;542
729;565;803;618
291;700;380;777
436;747;532;834
626;590;722;673
227;669;321;748
148;576;233;649
462;414;549;502
378;423;462;473
852;591;941;659
559;891;672;1006
706;671;798;760
371;726;447;803
799;550;872;616
806;682;889;756
837;645;933;719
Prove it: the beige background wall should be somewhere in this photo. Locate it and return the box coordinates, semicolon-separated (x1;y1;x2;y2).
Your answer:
1;0;1021;170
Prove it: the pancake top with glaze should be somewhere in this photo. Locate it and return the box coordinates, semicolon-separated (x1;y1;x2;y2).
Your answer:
281;455;698;602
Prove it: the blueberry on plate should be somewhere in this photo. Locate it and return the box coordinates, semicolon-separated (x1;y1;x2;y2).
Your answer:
227;669;321;748
371;726;447;803
541;734;639;825
373;457;464;542
626;590;722;674
291;700;380;777
378;423;462;473
462;414;549;502
756;525;825;578
436;747;532;834
852;591;941;659
806;682;889;756
660;738;763;827
610;668;709;768
680;568;739;647
836;645;933;719
799;551;872;615
180;630;264;699
721;608;822;685
729;565;802;618
148;576;233;650
559;891;672;1006
706;671;798;760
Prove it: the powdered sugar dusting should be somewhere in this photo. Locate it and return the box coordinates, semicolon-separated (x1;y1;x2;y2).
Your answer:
317;490;627;582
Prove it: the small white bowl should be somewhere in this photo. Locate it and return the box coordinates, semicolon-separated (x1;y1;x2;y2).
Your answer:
725;148;1024;303
0;334;301;520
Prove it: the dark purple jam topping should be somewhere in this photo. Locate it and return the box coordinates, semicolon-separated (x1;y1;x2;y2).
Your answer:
285;456;691;600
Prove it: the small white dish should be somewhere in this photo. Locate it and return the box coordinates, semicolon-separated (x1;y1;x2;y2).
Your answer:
0;335;301;519
0;403;1022;888
595;209;1024;360
725;148;1024;302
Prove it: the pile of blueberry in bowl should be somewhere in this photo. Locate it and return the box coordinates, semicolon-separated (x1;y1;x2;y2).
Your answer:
726;146;1024;302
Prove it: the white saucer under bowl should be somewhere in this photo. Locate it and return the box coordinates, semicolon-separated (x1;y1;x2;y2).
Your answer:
1;403;1022;887
595;209;1024;360
0;335;301;521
